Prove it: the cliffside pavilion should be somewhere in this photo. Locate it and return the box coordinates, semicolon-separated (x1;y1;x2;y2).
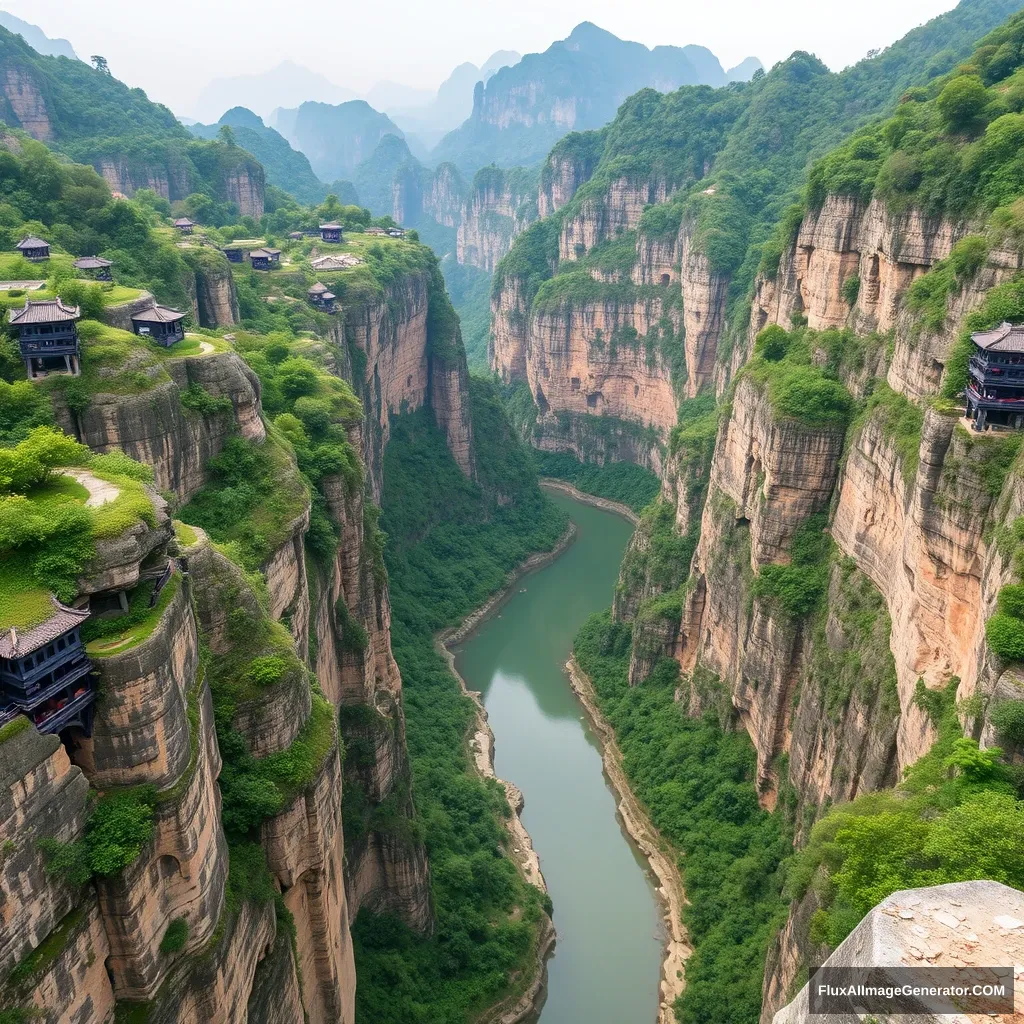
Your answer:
319;223;343;244
173;217;195;234
966;322;1024;430
9;298;82;377
308;282;337;313
131;303;186;346
248;247;281;270
72;256;113;281
0;601;94;737
15;235;50;261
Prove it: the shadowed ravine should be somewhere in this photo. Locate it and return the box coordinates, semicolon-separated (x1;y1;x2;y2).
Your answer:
454;489;663;1023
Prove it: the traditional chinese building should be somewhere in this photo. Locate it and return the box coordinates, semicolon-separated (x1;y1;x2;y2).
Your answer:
9;298;82;377
364;226;386;236
16;235;50;261
307;282;337;313
319;223;343;244
72;256;113;281
966;322;1024;430
311;253;362;272
249;247;281;270
386;227;405;238
131;303;186;346
0;601;94;737
173;218;195;234
222;245;245;263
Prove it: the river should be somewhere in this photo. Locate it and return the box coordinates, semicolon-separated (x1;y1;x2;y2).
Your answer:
453;489;664;1024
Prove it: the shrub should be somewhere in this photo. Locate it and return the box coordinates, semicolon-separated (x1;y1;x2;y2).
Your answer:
158;917;188;954
991;699;1024;744
937;75;989;133
842;274;861;306
986;612;1024;660
997;584;1024;619
179;383;232;415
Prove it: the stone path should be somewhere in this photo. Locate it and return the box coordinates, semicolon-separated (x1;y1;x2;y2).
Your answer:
61;468;120;507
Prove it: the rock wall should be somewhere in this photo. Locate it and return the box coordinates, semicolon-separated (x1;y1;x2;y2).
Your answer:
223;166;265;219
525;293;680;442
340;272;475;491
193;265;240;327
538;146;599;219
54;352;266;502
559;177;670;260
457;173;536;273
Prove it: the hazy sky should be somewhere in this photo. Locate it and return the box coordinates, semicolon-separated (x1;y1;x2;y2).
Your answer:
7;0;962;115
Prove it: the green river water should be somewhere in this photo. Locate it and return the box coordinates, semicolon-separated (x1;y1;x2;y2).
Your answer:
453;489;664;1024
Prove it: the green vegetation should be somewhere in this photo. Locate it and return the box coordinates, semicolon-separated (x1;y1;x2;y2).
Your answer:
752;515;832;618
574;615;789;1024
789;682;1024;948
83;573;181;656
158;918;189;955
0;427;155;624
0;715;30;745
178;432;309;570
743;325;854;428
534;451;660;512
40;786;157;884
354;379;566;1023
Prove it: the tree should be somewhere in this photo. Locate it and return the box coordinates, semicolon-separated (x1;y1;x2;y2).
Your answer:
217;125;236;147
90;55;111;75
936;75;989;133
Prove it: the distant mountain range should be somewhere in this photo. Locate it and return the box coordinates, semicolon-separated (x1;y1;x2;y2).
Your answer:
432;22;762;172
0;10;77;60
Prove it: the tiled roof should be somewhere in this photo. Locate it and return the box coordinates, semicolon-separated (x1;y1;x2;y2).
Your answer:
173;218;194;227
971;322;1024;353
72;256;113;270
9;298;81;324
16;235;48;250
311;254;363;270
0;600;89;658
308;282;328;294
319;223;342;230
249;247;281;257
321;292;336;301
131;303;185;324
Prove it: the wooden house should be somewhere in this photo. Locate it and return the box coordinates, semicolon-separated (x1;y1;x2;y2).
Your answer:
131;303;186;346
173;218;195;234
9;298;82;377
16;236;50;261
72;256;113;281
249;247;281;270
319;223;343;244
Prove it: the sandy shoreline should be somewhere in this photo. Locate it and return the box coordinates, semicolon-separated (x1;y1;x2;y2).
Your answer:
566;655;692;1024
539;478;642;524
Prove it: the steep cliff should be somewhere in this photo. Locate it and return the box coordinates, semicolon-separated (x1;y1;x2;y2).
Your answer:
457;165;538;272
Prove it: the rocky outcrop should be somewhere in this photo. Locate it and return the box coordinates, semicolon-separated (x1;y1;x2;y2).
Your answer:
261;749;356;1024
341;272;475;490
95;680;228;1000
76;574;197;789
0;725;91;980
490;274;530;383
559;177;670;260
538;143;600;219
773;881;1024;1024
423;162;464;229
222;165;265;219
753;197;974;339
831;408;998;767
263;505;312;655
55;352;266;502
457;169;537;272
193;265;240;327
1;66;51;140
101;293;157;333
525;292;680;442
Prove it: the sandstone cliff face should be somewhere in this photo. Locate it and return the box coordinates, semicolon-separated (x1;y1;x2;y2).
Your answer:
193;266;240;327
423;162;464;229
490;274;530;383
1;66;52;140
457;175;536;273
54;352;265;502
526;293;680;438
222;166;265;219
538;148;599;219
559;178;670;260
340;273;475;489
96;158;194;203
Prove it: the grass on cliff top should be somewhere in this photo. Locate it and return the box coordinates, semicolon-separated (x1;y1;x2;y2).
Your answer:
0;430;156;625
84;572;181;657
